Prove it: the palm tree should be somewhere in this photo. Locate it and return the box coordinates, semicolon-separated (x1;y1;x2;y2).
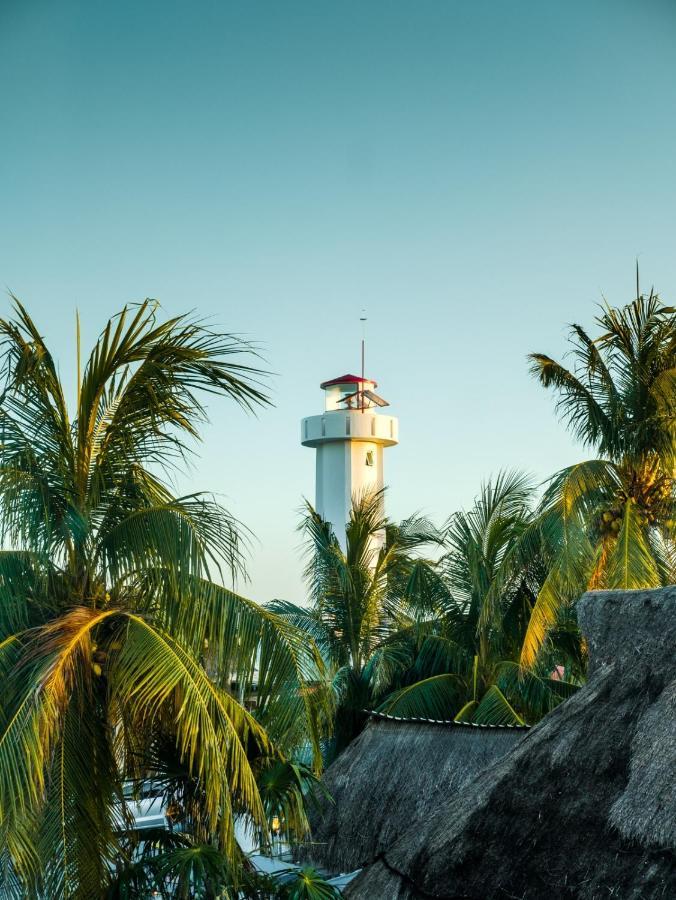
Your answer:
0;300;326;898
270;490;446;759
521;284;676;665
378;472;581;725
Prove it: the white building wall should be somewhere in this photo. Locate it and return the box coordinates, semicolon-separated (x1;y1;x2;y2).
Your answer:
302;410;398;446
302;406;398;551
315;440;385;548
349;441;383;502
316;441;351;544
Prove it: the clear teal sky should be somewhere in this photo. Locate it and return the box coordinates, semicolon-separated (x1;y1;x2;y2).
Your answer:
2;1;676;602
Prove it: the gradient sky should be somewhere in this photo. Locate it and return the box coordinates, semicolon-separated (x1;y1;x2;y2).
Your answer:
2;0;676;602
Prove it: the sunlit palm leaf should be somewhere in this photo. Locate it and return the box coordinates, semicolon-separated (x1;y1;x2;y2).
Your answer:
142;573;330;768
111;614;270;855
0;607;117;887
453;699;478;723
472;685;525;726
605;499;661;589
519;564;570;669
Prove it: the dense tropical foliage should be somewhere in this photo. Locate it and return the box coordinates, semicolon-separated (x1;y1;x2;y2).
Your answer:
378;472;582;725
273;475;581;734
0;278;673;895
285;284;675;736
0;300;328;898
270;491;446;758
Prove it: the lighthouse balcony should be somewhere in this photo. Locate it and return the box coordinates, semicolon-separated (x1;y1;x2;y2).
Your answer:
301;411;399;448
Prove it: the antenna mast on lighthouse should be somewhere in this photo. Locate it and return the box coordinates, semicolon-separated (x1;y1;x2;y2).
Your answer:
360;309;367;413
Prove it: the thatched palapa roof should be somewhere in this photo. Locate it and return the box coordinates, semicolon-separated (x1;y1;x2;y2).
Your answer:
346;587;676;899
300;712;526;875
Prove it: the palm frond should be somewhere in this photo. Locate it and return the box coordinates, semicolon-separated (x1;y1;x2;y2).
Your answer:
604;499;661;589
495;660;578;722
453;699;479;723
377;673;464;719
0;607;117;884
519;564;570;669
410;634;472;680
40;698;120;898
97;493;248;586
143;573;330;767
111;613;270;855
363;639;414;698
77;300;270;493
528;353;614;452
472;685;525;726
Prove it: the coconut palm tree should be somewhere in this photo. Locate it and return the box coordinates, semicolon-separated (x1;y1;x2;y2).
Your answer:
270;490;446;759
378;472;581;725
520;284;676;665
0;300;326;898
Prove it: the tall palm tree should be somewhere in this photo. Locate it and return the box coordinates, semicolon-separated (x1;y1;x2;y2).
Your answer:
378;472;581;725
521;284;676;665
270;490;446;759
0;300;326;898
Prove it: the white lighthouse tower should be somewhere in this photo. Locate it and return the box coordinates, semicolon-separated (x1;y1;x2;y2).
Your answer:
300;373;399;548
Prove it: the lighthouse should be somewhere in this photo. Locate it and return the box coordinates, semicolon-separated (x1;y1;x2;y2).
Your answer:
300;373;399;548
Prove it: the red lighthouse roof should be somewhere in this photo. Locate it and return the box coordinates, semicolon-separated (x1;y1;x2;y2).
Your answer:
320;373;378;389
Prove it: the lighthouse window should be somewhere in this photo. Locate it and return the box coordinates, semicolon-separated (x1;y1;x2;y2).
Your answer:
365;450;374;467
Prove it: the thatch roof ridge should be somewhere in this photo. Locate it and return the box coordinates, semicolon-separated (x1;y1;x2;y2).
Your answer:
300;715;524;875
345;586;676;899
365;710;530;730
